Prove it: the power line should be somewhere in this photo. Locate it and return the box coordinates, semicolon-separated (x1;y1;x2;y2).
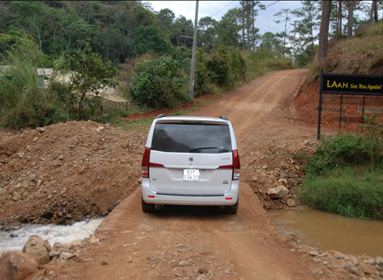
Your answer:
265;1;280;8
209;1;236;18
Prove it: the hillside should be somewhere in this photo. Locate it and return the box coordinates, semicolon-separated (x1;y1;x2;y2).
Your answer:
293;20;383;126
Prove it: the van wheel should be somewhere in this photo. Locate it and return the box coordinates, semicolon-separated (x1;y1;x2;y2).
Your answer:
142;198;155;213
225;200;238;214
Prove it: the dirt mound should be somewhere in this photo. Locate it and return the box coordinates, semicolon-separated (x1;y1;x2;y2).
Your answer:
0;121;146;226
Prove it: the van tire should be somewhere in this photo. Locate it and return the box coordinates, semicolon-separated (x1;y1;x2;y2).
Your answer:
225;200;238;214
142;198;155;213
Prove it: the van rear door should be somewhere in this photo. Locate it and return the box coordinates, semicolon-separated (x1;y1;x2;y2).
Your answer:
149;122;233;196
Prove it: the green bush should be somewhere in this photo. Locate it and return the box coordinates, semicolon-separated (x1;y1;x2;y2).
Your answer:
304;133;383;176
0;42;71;128
300;132;383;220
206;46;230;87
299;167;383;220
130;57;187;109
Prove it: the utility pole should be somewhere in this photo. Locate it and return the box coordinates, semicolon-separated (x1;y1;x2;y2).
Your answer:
189;0;199;100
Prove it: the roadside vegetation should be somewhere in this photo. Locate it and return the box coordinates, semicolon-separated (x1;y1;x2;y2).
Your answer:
299;120;383;220
297;16;383;220
1;1;382;220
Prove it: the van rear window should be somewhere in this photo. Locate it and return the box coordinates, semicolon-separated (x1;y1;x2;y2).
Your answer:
152;123;232;153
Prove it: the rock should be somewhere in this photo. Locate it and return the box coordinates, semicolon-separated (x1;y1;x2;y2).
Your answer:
277;178;288;185
38;128;46;133
286;198;296;207
11;192;22;202
281;186;289;194
59;252;75;260
268;186;286;199
91;143;100;151
96;127;104;133
268;174;276;181
22;235;51;265
376;256;383;265
345;264;359;275
69;239;82;250
308;250;319;256
52;242;64;252
178;260;190;266
89;236;101;244
361;264;376;275
58;248;74;255
0;250;38;280
278;232;298;245
329;250;345;260
49;251;61;258
4;223;22;231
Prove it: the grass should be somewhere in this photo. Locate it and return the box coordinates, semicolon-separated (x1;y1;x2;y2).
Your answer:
299;167;383;220
299;133;383;220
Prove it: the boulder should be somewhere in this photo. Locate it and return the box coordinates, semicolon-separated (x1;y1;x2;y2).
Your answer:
22;235;51;265
268;186;286;199
0;250;38;280
286;198;296;207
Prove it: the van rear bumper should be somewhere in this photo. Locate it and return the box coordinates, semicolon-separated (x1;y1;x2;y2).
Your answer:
142;178;239;206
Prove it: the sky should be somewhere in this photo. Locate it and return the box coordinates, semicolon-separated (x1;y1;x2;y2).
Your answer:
144;1;303;35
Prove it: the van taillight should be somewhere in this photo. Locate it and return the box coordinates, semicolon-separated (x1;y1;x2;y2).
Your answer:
141;147;150;178
232;150;240;180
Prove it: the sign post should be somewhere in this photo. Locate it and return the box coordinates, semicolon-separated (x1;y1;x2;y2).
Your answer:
318;71;383;140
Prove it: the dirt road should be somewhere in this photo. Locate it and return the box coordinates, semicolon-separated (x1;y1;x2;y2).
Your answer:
28;70;335;279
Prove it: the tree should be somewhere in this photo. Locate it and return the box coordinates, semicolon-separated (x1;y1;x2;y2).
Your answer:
318;0;332;63
130;57;186;109
240;1;265;51
216;8;242;48
371;0;378;23
337;0;343;36
290;1;320;65
66;46;117;119
171;16;194;48
260;32;283;54
198;16;218;52
131;25;173;57
12;1;50;52
345;1;361;38
157;8;175;28
274;8;292;57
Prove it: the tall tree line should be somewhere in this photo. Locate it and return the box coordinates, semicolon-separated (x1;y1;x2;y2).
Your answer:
0;1;381;67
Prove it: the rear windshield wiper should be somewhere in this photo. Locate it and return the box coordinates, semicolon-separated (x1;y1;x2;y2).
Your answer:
190;147;229;153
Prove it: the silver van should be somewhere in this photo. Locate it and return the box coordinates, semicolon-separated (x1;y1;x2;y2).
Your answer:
141;115;240;214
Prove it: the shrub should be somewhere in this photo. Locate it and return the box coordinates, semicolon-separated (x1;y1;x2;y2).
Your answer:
205;46;230;87
130;57;187;109
300;132;383;220
0;41;71;128
299;167;383;220
304;133;383;176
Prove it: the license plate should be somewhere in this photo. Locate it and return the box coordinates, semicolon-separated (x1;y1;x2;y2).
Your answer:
183;169;200;181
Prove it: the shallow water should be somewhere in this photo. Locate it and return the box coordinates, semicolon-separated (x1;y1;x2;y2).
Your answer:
0;218;103;254
268;208;383;257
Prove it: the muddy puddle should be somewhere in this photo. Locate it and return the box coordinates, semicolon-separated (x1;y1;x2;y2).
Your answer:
268;208;383;257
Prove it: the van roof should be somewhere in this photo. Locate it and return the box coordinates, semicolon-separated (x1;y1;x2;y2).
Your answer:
155;116;230;124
